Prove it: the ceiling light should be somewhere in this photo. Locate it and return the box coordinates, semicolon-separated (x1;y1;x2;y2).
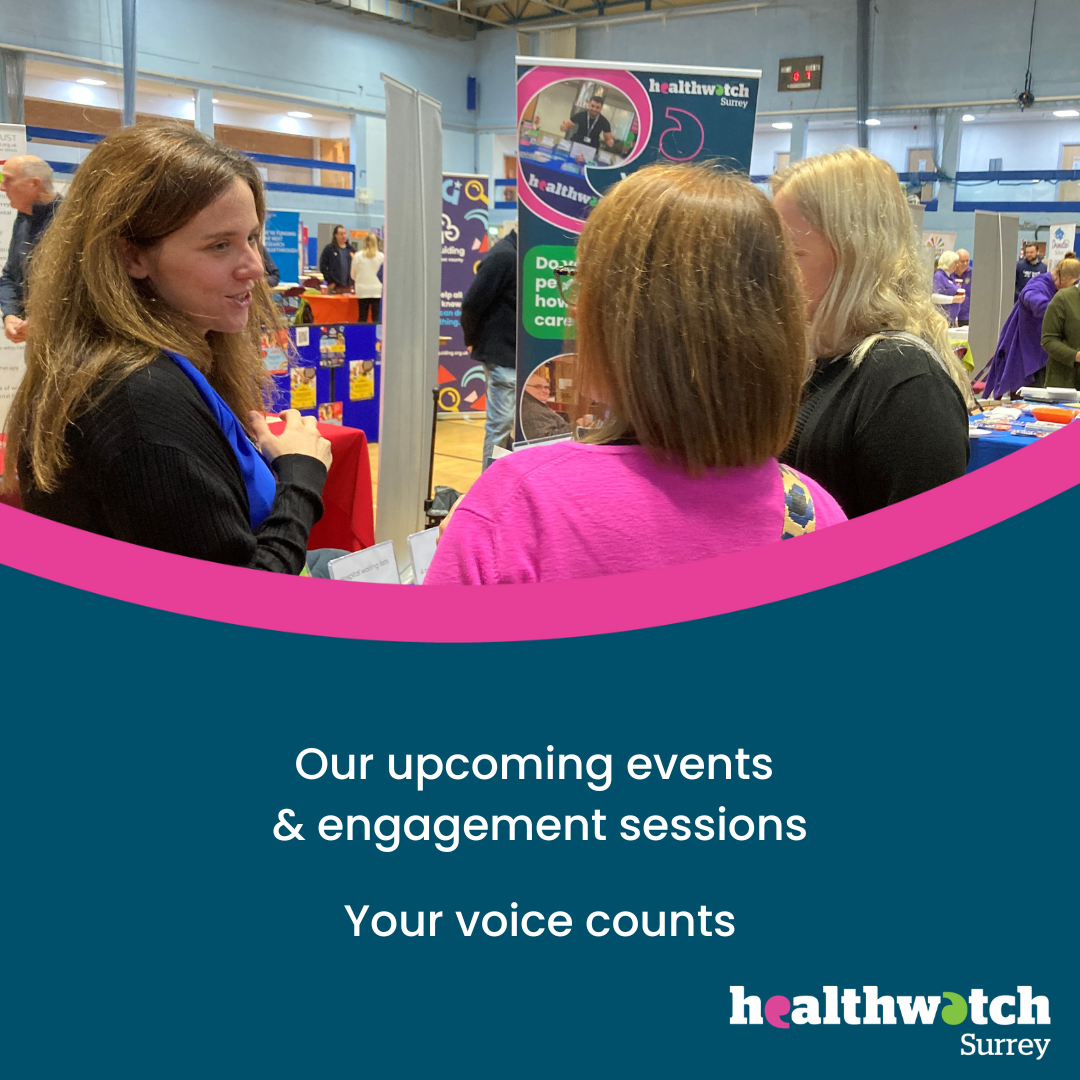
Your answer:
279;116;301;134
287;110;313;119
962;114;975;122
772;121;793;130
865;118;881;126
76;77;106;86
69;85;94;105
212;98;220;104
1053;109;1079;118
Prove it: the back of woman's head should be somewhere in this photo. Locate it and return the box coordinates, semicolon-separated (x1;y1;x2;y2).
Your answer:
938;250;960;273
362;232;378;255
7;121;276;493
1054;253;1080;286
574;162;807;473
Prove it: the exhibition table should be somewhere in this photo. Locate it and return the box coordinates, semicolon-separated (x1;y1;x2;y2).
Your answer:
303;294;360;324
266;418;374;552
967;430;1039;472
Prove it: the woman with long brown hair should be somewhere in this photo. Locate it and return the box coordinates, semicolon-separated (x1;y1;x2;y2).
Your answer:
425;162;846;586
4;122;331;573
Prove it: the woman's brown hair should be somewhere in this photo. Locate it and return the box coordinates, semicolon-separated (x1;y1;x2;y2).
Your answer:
578;160;807;473
574;162;807;472
4;121;279;494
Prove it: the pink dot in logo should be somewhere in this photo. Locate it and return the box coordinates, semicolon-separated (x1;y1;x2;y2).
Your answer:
764;995;791;1029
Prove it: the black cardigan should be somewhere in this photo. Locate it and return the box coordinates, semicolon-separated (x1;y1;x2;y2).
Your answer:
21;356;327;573
461;230;517;369
780;336;970;518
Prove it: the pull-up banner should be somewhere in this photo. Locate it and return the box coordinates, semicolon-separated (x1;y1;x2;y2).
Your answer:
514;57;760;446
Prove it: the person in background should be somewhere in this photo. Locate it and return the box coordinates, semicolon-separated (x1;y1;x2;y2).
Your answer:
1016;240;1047;301
319;224;353;292
3;123;332;574
260;242;281;288
983;256;1079;397
772;149;971;519
931;249;965;325
1;155;61;344
954;248;972;326
561;95;615;163
461;226;517;471
350;232;384;323
1041;253;1080;389
425;164;845;586
519;364;571;441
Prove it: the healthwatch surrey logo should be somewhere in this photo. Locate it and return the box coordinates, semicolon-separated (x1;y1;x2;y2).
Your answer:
730;986;1052;1059
648;76;750;100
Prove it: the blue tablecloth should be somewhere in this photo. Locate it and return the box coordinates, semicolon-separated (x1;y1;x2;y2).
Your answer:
967;430;1039;472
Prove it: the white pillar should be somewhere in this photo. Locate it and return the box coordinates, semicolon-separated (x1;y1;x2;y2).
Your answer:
194;88;215;137
789;116;809;163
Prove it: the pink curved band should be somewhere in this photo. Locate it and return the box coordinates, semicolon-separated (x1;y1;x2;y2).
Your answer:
1;425;1076;642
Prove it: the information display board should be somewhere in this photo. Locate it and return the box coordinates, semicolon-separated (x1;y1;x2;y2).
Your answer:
438;173;490;415
514;57;760;446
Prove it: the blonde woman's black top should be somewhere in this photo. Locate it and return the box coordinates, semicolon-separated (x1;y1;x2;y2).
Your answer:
779;336;969;518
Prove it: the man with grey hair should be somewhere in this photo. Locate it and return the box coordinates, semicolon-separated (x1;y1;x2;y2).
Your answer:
1;155;61;343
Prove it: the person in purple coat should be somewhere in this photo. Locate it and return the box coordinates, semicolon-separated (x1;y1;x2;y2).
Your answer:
984;264;1075;397
931;250;965;325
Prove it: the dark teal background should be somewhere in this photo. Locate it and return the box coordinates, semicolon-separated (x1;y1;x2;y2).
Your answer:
4;486;1076;1078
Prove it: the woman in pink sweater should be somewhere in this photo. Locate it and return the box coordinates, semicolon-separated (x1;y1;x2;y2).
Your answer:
425;163;845;586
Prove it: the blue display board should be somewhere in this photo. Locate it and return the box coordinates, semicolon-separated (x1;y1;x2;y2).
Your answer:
265;210;301;286
270;323;381;442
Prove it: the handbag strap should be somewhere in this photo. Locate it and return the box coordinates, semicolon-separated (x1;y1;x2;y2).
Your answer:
780;464;817;540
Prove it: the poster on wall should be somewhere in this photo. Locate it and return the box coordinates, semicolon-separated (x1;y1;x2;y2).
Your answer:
438;173;490;414
1046;221;1076;269
514;58;760;445
264;210;301;286
0;123;28;438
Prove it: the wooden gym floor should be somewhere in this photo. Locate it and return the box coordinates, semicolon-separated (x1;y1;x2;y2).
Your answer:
368;414;485;518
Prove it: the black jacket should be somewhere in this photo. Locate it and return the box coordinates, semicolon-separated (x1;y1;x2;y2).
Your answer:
21;356;326;574
319;242;353;289
0;197;61;318
461;230;517;369
780;336;969;519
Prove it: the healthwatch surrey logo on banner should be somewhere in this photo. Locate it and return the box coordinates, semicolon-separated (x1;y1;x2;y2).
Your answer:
730;986;1052;1058
647;76;751;103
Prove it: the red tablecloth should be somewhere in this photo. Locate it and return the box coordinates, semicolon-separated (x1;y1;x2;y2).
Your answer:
267;419;374;551
303;294;359;324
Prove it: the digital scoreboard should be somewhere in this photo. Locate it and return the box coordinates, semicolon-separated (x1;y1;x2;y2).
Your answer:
778;56;823;92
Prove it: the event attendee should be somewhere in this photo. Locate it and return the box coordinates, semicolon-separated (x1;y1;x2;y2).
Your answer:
0;155;61;344
461;227;517;471
425;164;846;586
350;232;384;323
983;256;1079;397
931;250;965;324
1041;253;1080;389
520;365;572;441
3;122;332;574
261;242;281;288
1016;241;1047;300
319;224;353;292
772;148;971;519
955;248;972;326
561;94;615;159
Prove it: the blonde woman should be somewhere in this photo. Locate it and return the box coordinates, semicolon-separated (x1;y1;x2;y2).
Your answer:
425;163;846;586
350;232;384;323
931;249;965;323
772;149;971;518
4;123;331;572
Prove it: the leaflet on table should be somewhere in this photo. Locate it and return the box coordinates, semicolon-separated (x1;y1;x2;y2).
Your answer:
328;541;400;584
406;527;440;585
